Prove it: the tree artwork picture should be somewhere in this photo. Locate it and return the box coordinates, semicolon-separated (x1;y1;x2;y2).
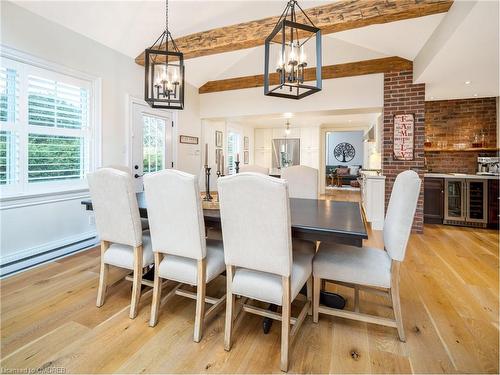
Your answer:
334;142;355;163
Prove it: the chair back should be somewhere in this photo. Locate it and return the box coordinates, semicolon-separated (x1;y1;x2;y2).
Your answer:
143;169;206;260
281;165;318;199
87;168;143;247
106;165;132;174
218;173;292;277
383;170;421;261
239;165;269;175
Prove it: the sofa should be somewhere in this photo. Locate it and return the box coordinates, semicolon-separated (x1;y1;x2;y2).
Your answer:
326;165;362;187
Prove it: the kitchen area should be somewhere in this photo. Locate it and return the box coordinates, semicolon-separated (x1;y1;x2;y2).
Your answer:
423;97;499;229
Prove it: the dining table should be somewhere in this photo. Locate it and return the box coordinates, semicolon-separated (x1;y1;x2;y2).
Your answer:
81;193;368;332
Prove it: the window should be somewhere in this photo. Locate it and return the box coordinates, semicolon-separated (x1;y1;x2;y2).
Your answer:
142;114;166;174
0;54;98;197
227;132;240;175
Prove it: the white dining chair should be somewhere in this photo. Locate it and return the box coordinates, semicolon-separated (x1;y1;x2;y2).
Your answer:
105;165;150;230
281;165;318;199
239;164;269;175
218;172;315;372
312;170;421;341
87;168;154;319
144;169;226;343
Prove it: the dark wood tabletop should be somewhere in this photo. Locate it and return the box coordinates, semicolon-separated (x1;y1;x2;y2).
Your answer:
81;193;367;247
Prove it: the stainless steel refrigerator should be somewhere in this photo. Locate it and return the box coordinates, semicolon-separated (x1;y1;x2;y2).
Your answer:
272;138;300;170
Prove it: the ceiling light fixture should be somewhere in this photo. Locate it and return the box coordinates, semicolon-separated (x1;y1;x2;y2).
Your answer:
465;81;471;85
284;120;291;136
144;0;184;109
264;0;322;100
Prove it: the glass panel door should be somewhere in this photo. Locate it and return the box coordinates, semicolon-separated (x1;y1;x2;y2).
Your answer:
445;179;465;220
467;180;487;222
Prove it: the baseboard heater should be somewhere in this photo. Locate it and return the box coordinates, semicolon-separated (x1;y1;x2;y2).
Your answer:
0;236;98;278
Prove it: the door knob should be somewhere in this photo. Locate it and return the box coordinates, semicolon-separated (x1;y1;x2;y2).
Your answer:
134;173;143;179
134;165;139;170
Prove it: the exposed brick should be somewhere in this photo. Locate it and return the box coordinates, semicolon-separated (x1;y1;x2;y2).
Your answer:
424;98;497;174
383;70;425;233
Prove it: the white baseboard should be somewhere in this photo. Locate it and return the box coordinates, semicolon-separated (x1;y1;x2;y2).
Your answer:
0;232;98;278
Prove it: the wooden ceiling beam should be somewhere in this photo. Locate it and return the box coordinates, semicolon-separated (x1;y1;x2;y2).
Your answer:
135;0;452;65
198;56;412;94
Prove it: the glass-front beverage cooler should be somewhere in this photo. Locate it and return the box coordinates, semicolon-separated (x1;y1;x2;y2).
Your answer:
444;178;487;226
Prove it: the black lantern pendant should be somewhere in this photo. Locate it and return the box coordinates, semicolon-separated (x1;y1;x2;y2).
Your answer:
144;0;184;109
264;0;322;100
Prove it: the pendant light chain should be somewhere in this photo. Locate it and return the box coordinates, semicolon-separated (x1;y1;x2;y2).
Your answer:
165;0;169;51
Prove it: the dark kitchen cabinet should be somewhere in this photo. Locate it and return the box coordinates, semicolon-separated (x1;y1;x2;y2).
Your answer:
424;178;444;224
488;179;499;228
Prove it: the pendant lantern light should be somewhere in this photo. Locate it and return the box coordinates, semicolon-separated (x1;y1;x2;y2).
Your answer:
144;0;184;109
264;0;322;100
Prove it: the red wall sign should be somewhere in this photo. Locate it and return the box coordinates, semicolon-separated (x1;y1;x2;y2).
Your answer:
393;114;414;161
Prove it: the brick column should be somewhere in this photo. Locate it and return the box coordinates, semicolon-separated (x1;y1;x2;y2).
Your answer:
383;70;425;233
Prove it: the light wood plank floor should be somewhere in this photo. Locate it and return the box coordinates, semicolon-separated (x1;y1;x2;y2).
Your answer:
1;223;498;373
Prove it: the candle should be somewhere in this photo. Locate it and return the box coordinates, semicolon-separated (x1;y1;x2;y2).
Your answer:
236;153;240;162
204;143;208;167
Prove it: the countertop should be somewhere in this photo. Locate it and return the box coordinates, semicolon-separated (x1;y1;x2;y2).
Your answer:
425;172;499;180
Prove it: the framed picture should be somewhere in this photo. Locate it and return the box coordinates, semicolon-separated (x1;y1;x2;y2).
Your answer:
244;136;249;151
393;114;414;161
179;135;198;145
244;151;249;164
215;148;222;165
215;131;223;148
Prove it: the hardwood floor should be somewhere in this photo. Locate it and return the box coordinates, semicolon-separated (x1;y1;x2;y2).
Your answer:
1;223;498;373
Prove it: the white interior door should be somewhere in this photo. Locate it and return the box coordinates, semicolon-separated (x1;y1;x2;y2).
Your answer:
131;101;173;191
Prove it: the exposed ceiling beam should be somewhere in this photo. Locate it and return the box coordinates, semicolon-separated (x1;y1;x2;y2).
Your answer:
135;0;453;65
198;56;412;94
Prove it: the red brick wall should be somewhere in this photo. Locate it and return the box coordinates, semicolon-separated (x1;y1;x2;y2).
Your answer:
425;98;497;173
425;150;497;174
383;70;425;233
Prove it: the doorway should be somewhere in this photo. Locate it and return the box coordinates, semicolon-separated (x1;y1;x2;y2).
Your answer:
130;99;173;191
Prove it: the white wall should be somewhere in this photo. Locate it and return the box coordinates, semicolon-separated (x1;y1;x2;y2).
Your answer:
326;131;364;166
199;119;254;192
200;74;384;119
0;2;201;275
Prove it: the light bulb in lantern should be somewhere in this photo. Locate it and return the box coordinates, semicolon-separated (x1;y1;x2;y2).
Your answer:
172;68;179;84
299;45;307;65
276;52;284;70
288;42;297;64
166;80;174;91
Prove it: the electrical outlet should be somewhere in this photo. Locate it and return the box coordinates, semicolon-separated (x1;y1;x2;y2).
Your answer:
88;214;95;226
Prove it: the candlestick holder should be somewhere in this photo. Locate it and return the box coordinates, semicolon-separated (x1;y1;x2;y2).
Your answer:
235;161;240;173
203;166;213;201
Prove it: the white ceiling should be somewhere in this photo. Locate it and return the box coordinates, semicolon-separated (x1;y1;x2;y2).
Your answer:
414;1;499;101
227;108;381;129
12;0;500;100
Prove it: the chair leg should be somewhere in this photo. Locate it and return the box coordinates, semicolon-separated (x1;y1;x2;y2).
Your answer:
224;265;235;351
313;276;321;323
280;276;291;372
96;241;109;307
129;245;143;319
149;252;163;327
306;275;313;316
193;258;207;343
391;261;406;342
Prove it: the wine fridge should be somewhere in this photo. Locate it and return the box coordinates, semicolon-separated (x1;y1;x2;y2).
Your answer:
444;178;488;227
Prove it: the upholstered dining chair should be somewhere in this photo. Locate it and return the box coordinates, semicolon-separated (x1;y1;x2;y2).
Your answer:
281;165;318;199
143;169;226;343
105;165;150;230
312;170;421;341
239;164;269;175
218;173;315;372
87;168;154;319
